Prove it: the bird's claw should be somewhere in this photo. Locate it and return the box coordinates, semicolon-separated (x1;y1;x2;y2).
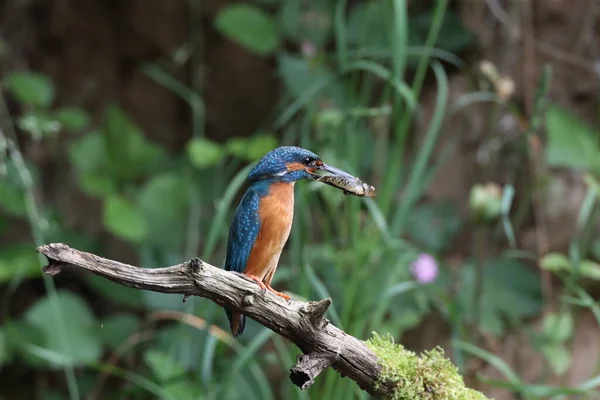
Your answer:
246;274;267;291
266;285;291;301
244;275;291;302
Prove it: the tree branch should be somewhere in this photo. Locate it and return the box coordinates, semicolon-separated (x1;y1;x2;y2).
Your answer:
37;243;393;396
37;243;489;399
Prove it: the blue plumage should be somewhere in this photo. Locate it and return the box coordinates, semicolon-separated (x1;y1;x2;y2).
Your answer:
224;186;263;274
248;146;319;183
223;146;356;336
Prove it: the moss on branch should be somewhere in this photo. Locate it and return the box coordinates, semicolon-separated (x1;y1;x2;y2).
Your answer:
366;333;489;400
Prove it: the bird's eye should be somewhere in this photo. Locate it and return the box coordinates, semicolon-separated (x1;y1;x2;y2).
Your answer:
303;157;313;165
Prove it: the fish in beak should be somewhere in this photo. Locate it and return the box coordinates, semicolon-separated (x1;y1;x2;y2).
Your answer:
312;163;377;197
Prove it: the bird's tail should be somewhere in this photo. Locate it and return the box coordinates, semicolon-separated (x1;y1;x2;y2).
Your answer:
225;308;246;337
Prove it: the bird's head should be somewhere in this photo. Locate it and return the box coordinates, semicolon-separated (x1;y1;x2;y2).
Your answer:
248;146;355;183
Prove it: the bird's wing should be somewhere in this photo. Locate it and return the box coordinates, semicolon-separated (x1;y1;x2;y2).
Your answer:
224;188;261;274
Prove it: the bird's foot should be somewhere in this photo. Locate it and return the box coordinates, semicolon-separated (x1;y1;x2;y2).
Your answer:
265;285;291;301
246;274;267;290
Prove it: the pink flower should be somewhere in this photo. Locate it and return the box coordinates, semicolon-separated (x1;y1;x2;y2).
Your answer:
410;253;438;284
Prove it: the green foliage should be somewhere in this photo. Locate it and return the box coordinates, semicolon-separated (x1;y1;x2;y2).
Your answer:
545;105;600;172
366;333;488;400
459;258;543;335
144;349;186;382
226;134;278;161
0;243;41;282
103;194;149;243
540;252;600;280
409;9;473;54
69;131;117;196
537;312;573;375
406;201;462;253
85;275;145;307
103;103;166;181
98;313;140;349
187;138;224;169
3;72;90;140
22;290;102;368
137;173;192;249
215;4;280;55
0;180;27;217
346;2;472;57
4;72;55;107
3;1;599;399
55;106;90;130
17;111;61;138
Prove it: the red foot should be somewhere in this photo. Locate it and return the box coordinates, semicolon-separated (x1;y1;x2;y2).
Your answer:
246;274;267;290
266;285;291;300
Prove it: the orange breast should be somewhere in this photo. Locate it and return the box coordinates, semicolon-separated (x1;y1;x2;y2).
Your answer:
244;182;295;284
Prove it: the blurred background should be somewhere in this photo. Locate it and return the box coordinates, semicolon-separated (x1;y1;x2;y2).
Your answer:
0;0;599;399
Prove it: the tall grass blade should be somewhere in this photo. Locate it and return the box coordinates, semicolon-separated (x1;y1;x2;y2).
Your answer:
453;340;521;385
391;61;449;233
380;0;450;214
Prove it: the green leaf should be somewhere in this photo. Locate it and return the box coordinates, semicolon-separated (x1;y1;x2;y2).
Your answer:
23;291;102;367
246;134;277;160
407;201;463;253
162;380;198;400
580;260;600;280
80;174;117;197
278;53;329;98
541;344;571;376
540;252;570;272
137;173;191;249
144;349;186;382
69;131;108;174
226;134;277;161
540;253;600;280
186;138;224;169
55;107;90;131
543;312;573;343
103;195;148;243
69;131;116;197
0;243;41;282
589;237;600;260
85;274;145;307
99;313;140;349
545;105;600;172
0;180;26;216
4;321;45;367
410;10;474;54
346;0;393;49
4;72;55;107
103;104;166;181
215;4;279;55
17;111;61;139
460;257;543;335
279;1;332;46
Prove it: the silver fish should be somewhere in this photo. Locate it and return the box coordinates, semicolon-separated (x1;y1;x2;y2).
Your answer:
317;174;377;197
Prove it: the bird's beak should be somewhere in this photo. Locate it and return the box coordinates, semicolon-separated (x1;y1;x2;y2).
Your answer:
312;163;357;180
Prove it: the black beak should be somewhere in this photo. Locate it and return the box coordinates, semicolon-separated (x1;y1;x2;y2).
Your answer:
313;163;357;180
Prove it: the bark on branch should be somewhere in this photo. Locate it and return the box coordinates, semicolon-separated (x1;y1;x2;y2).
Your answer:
37;243;394;396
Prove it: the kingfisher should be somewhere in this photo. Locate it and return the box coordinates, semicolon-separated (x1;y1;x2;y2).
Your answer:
224;146;357;336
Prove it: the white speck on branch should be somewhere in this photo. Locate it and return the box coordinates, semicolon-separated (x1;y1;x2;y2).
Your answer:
36;243;395;396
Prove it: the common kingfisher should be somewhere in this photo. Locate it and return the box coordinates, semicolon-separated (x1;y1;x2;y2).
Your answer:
224;146;357;336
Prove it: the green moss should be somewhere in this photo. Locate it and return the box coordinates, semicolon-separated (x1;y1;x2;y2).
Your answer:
365;333;489;400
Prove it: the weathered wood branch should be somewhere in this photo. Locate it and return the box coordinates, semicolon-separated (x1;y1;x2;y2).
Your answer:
37;243;394;396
